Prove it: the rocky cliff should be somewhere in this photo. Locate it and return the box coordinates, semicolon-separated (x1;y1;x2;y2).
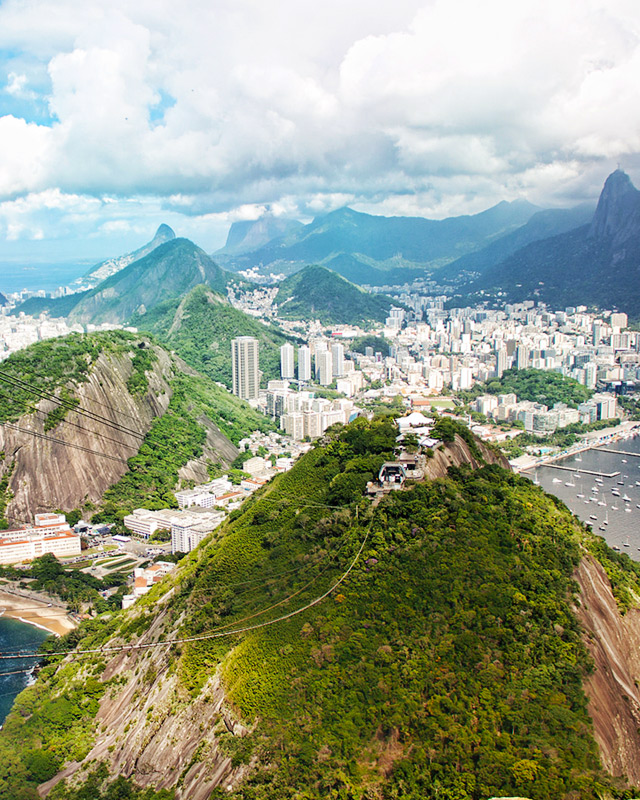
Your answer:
0;337;238;524
574;555;640;785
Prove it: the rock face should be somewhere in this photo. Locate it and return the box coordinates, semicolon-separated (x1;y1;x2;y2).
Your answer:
423;434;511;480
40;603;249;800
0;345;238;523
0;343;174;523
588;169;640;246
574;555;640;785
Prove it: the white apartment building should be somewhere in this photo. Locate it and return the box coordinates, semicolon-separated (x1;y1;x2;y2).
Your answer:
298;346;312;382
0;513;81;565
280;343;295;379
232;336;260;400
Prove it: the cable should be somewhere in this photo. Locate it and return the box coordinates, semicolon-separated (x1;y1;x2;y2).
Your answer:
0;523;371;661
0;371;146;441
0;389;142;453
2;423;129;464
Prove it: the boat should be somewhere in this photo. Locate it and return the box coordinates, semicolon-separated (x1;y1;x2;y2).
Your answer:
613;545;621;551
624;539;631;546
575;456;582;462
552;478;562;484
612;505;620;511
598;501;606;506
589;514;598;520
626;507;632;513
622;459;628;463
565;481;575;487
599;525;607;531
623;494;631;502
618;480;625;485
577;493;585;499
612;489;620;496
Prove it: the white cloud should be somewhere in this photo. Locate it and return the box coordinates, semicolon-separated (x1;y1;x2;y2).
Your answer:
0;0;639;256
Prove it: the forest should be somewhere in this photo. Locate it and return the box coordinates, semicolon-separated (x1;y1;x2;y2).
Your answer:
1;417;639;799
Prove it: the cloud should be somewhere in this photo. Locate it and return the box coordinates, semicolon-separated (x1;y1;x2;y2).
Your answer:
0;0;639;257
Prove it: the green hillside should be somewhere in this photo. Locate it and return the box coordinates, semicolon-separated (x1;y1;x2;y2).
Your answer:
67;238;235;325
2;418;639;799
461;368;593;408
275;265;397;325
132;284;294;387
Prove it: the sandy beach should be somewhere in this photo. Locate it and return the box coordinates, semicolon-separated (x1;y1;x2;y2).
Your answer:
0;591;77;636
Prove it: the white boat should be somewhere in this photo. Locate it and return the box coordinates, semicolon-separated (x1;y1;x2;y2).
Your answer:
613;545;621;551
612;505;620;511
626;507;632;513
589;514;598;520
552;478;562;484
612;489;620;496
623;494;631;502
598;501;606;506
575;456;582;462
565;481;575;487
622;459;628;463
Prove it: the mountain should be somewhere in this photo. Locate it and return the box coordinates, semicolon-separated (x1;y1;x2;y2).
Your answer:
2;417;640;798
466;170;640;314
68;238;235;325
275;265;399;325
439;203;594;280
215;201;540;282
13;238;238;324
132;284;295;388
219;215;304;256
81;223;176;286
0;330;268;525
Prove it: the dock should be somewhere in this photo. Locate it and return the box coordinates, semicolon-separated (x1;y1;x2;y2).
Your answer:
524;464;620;478
595;447;640;458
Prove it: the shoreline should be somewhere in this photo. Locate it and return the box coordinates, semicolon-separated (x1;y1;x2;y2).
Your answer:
0;590;77;637
510;421;640;474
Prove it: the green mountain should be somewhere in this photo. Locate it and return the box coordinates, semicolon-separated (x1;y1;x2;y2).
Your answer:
132;284;294;387
439;204;594;280
215;201;540;282
81;223;176;286
465;170;640;315
13;238;239;324
275;265;397;324
1;417;639;799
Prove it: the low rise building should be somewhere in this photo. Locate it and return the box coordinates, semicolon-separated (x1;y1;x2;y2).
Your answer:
0;513;81;565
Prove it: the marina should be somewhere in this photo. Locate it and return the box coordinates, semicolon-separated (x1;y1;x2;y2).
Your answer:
524;433;640;561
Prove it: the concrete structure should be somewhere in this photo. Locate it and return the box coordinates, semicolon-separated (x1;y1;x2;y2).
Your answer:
316;349;333;386
0;514;81;565
122;561;176;608
232;336;260;400
280;343;295;379
298;345;311;382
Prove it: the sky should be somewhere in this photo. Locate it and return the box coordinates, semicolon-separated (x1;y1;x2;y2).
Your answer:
1;0;640;263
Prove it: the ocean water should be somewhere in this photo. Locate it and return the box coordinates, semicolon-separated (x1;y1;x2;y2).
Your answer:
528;433;640;559
0;617;49;725
0;261;93;295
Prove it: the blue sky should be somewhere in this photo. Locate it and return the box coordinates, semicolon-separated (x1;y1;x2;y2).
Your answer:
1;0;639;264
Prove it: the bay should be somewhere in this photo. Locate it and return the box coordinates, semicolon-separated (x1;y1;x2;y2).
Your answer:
0;617;49;726
530;433;640;559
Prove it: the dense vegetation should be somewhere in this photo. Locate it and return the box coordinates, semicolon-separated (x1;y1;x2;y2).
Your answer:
2;418;640;799
275;266;397;325
349;334;391;358
131;285;293;388
92;372;272;527
66;238;236;325
460;368;593;408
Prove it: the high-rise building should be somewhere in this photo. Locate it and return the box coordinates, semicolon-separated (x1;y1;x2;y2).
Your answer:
515;345;529;370
231;336;259;400
495;346;508;378
316;350;333;386
331;342;345;377
280;343;295;379
298;346;311;382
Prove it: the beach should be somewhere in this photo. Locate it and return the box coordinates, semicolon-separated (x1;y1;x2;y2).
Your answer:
0;591;77;636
